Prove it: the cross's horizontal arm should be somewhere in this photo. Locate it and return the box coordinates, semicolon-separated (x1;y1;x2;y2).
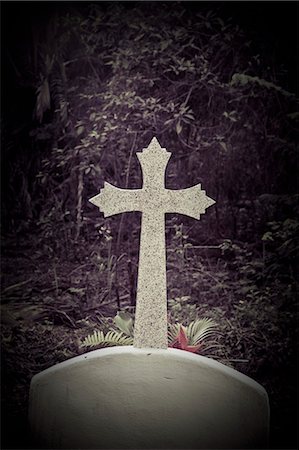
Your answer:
89;182;142;217
164;184;215;219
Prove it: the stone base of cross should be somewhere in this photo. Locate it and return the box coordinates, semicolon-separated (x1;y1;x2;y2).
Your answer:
90;137;215;348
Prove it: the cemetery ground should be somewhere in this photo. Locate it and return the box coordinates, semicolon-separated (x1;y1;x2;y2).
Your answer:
1;226;297;449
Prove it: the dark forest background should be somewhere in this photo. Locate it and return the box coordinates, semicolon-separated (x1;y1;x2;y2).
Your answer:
1;1;298;449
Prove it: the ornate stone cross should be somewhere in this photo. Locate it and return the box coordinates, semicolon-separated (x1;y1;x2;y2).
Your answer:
89;137;215;349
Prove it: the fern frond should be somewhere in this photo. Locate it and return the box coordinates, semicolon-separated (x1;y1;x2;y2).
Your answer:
168;323;182;344
81;330;133;348
186;318;217;346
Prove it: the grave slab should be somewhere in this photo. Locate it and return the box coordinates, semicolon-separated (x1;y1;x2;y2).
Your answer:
29;346;269;449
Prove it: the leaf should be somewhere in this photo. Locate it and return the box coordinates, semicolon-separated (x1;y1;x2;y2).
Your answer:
76;126;85;136
176;121;182;135
81;329;133;348
69;287;85;295
114;311;134;337
177;326;188;348
161;40;169;51
170;326;202;353
183;344;202;353
35;78;51;123
217;17;225;28
168;323;180;344
219;141;228;152
262;232;274;242
186;318;217;346
184;113;195;121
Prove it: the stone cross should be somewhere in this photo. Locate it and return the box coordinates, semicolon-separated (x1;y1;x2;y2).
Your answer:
89;137;215;349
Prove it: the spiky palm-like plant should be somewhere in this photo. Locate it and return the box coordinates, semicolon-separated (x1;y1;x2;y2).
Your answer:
81;313;218;354
168;318;218;353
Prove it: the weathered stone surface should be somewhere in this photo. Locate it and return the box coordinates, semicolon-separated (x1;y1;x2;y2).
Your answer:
29;347;269;449
89;137;215;348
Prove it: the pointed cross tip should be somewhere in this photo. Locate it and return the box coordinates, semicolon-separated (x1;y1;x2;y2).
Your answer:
208;197;216;207
89;192;102;207
147;136;163;150
138;137;171;157
89;196;96;205
150;137;160;146
204;196;216;210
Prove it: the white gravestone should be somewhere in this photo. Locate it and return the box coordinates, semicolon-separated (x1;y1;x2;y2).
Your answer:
29;137;269;449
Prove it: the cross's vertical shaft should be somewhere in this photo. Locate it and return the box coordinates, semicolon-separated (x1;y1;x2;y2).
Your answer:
134;210;168;348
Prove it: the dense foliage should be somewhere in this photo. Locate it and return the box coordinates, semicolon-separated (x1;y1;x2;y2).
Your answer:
2;3;298;246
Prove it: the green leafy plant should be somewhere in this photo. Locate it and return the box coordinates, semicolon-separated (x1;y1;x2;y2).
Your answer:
114;311;134;337
81;312;218;355
81;329;133;348
81;311;134;348
168;318;217;353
